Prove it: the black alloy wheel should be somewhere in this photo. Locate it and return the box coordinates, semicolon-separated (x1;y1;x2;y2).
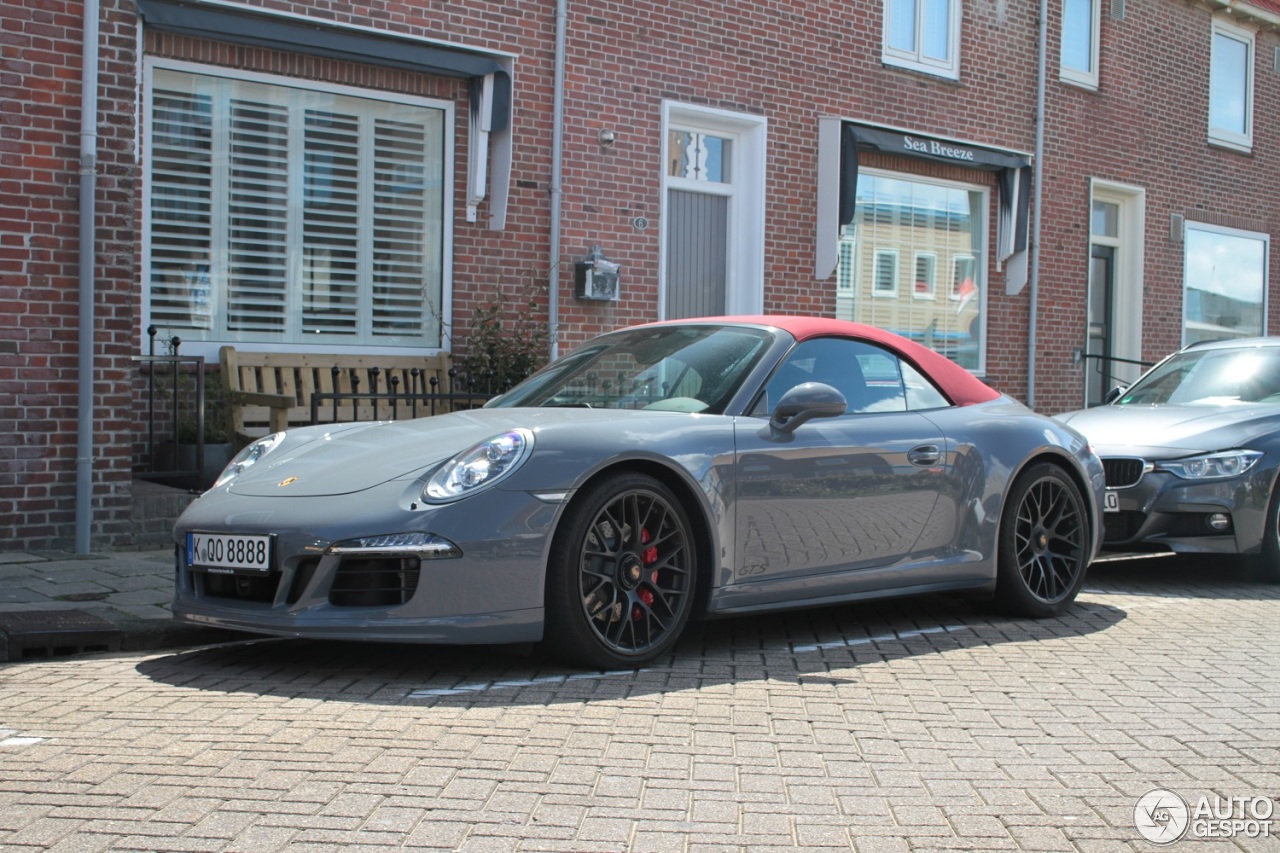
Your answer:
993;462;1090;616
544;473;696;668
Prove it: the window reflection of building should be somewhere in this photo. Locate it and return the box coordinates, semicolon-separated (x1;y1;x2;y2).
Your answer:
1183;223;1268;345
836;171;986;371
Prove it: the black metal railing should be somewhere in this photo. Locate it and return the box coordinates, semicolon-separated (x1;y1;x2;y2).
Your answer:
308;367;500;425
134;327;207;489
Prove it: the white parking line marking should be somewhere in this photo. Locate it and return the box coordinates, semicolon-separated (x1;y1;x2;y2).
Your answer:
408;668;651;698
0;737;45;747
792;624;967;654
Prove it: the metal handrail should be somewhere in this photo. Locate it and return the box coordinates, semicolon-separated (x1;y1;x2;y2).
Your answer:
134;328;206;488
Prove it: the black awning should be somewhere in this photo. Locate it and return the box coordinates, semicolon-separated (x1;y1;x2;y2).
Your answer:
839;122;1031;266
845;123;1031;172
136;0;504;79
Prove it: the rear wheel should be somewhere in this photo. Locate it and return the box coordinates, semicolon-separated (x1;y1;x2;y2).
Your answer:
992;462;1090;616
544;473;696;669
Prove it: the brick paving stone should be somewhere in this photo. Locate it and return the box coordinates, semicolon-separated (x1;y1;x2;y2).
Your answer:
1;556;1278;850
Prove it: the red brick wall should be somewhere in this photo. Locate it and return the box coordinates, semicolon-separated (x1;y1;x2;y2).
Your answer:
2;0;141;549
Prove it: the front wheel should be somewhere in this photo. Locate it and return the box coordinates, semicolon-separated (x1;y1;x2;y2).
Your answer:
992;462;1091;617
543;473;697;669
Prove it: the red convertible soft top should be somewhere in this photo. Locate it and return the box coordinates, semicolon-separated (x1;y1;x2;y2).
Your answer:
657;315;1002;408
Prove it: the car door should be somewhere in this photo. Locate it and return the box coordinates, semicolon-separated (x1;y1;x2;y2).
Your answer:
732;337;951;584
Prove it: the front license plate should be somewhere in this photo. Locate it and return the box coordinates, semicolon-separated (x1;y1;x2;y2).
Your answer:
1103;490;1121;513
187;532;274;574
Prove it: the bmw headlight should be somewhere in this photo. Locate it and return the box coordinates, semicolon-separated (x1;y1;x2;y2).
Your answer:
1157;450;1263;480
424;429;534;502
212;432;285;488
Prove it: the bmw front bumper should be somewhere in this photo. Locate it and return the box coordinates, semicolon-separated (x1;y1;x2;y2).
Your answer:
1101;461;1274;556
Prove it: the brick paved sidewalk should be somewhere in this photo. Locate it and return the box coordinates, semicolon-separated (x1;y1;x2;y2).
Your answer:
0;549;239;661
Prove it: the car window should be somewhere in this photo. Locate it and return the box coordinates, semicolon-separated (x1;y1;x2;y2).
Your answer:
901;360;950;410
1120;346;1280;406
756;337;938;416
488;325;774;414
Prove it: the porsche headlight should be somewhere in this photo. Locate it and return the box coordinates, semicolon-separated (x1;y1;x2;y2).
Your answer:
212;432;285;488
424;429;534;502
1157;450;1263;480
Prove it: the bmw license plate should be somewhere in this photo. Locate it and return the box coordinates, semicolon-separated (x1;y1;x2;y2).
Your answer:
1103;491;1120;513
187;532;274;574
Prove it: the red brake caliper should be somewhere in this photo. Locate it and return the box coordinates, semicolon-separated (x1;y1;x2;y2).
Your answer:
634;528;657;620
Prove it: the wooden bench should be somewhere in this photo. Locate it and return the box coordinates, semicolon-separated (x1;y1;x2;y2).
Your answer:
220;347;486;445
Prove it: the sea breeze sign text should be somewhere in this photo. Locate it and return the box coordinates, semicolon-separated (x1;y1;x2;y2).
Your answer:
902;135;975;162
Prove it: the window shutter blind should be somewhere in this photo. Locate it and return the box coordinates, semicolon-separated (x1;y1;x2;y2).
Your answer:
227;98;289;332
372;118;430;339
150;88;214;330
302;109;362;336
147;68;446;348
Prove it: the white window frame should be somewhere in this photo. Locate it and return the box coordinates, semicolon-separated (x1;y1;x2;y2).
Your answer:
1208;18;1254;152
659;102;767;319
950;254;976;300
1059;0;1101;89
882;0;962;80
1182;221;1269;346
1088;179;1146;390
873;249;900;297
140;58;455;359
912;251;938;300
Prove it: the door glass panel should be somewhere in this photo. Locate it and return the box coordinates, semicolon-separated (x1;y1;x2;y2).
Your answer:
1091;201;1118;238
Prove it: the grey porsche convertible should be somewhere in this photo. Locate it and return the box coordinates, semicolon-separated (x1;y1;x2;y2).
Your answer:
173;316;1105;668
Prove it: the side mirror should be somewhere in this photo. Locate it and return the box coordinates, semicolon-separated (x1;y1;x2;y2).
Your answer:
769;382;847;433
1102;386;1125;405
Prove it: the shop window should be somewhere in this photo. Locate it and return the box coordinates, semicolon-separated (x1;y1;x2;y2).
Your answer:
144;63;449;352
1060;0;1100;88
883;0;961;79
1208;19;1254;150
837;171;986;373
1183;223;1268;345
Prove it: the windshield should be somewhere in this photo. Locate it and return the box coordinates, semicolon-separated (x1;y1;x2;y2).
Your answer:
486;324;776;414
1118;345;1280;406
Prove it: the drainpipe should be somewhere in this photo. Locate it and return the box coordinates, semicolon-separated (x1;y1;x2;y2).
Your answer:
75;0;101;554
1027;0;1049;410
548;0;566;360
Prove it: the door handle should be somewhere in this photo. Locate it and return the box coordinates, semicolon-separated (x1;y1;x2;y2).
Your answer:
908;445;942;467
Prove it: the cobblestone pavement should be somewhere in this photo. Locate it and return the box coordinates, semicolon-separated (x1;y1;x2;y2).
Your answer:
0;554;1277;852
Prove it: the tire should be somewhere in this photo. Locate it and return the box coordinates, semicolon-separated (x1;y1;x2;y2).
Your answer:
1247;487;1280;584
991;462;1091;617
543;473;697;668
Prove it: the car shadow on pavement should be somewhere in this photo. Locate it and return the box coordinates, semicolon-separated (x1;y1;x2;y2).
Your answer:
1088;552;1280;600
135;592;1128;707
